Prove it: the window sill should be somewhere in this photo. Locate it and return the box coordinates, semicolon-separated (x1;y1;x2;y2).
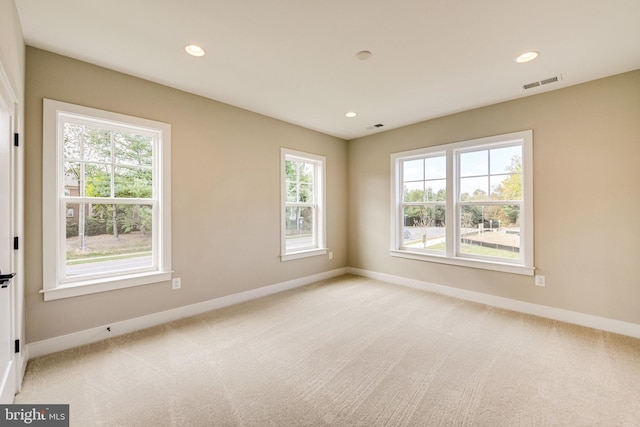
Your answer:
281;248;327;262
40;271;173;301
390;249;535;276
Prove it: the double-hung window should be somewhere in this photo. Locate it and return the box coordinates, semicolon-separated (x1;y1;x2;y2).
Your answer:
42;99;172;300
391;130;534;275
281;148;326;260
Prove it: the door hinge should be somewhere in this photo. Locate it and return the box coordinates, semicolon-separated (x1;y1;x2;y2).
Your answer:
14;339;20;354
14;133;19;147
13;236;18;250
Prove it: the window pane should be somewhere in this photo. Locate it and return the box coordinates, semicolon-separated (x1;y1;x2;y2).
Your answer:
425;156;446;180
114;132;153;167
490;174;522;201
460;205;520;259
285;206;315;251
83;163;112;197
402;205;445;251
285;160;296;182
64;162;80;197
460;176;488;201
63;123;83;160
290;162;314;185
403;181;424;202
490;146;522;175
300;163;314;181
82;127;111;163
425;180;446;201
65;203;153;277
298;182;313;203
114;166;153;198
64;162;112;197
460;150;488;177
286;159;315;203
403;159;423;181
286;182;297;203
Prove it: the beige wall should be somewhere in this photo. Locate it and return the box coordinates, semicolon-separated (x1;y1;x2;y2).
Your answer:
25;47;348;343
348;70;640;325
22;44;640;343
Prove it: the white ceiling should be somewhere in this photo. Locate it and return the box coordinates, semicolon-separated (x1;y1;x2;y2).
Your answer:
14;0;640;140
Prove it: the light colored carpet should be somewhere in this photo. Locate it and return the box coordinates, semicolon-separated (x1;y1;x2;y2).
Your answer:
16;275;640;426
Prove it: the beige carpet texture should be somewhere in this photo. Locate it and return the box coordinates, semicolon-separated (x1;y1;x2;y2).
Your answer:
16;275;640;426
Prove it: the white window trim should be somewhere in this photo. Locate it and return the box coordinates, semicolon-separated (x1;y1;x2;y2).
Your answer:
280;148;327;261
390;130;534;276
42;99;172;300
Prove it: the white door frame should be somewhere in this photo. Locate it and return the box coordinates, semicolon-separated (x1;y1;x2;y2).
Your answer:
0;61;24;402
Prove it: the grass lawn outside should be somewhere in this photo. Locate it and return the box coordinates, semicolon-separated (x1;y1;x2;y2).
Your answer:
427;242;519;259
66;231;152;261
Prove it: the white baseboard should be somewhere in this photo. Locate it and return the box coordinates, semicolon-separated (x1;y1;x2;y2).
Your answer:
16;349;28;396
347;267;640;339
28;268;348;359
26;265;639;359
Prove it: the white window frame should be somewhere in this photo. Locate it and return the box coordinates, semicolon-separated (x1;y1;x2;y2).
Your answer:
390;130;534;275
280;148;326;261
42;99;172;300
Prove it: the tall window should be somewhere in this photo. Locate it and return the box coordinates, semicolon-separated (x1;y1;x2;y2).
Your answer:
42;99;171;300
391;130;533;275
281;148;326;260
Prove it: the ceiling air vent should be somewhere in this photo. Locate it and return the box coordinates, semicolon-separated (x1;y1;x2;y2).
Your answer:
366;123;385;130
523;74;562;90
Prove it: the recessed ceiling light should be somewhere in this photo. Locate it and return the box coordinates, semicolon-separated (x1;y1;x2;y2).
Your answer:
516;51;539;63
185;45;206;57
345;112;357;118
356;51;372;61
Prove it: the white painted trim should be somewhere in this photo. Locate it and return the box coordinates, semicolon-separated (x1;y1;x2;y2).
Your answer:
41;271;173;301
390;249;535;276
27;265;638;361
41;99;172;300
280;148;326;260
0;61;21;404
27;267;348;358
281;248;328;261
347;267;640;339
389;130;534;273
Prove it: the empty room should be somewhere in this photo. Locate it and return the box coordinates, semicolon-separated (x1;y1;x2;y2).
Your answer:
1;0;639;425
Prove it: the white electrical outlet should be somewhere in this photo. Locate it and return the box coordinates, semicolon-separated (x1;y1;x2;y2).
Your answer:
535;275;545;287
172;278;181;290
329;251;333;259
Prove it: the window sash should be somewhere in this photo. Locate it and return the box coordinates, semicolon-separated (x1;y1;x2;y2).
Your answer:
58;115;160;283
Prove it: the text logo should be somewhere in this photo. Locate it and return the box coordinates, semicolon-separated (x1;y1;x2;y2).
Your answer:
0;405;69;426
